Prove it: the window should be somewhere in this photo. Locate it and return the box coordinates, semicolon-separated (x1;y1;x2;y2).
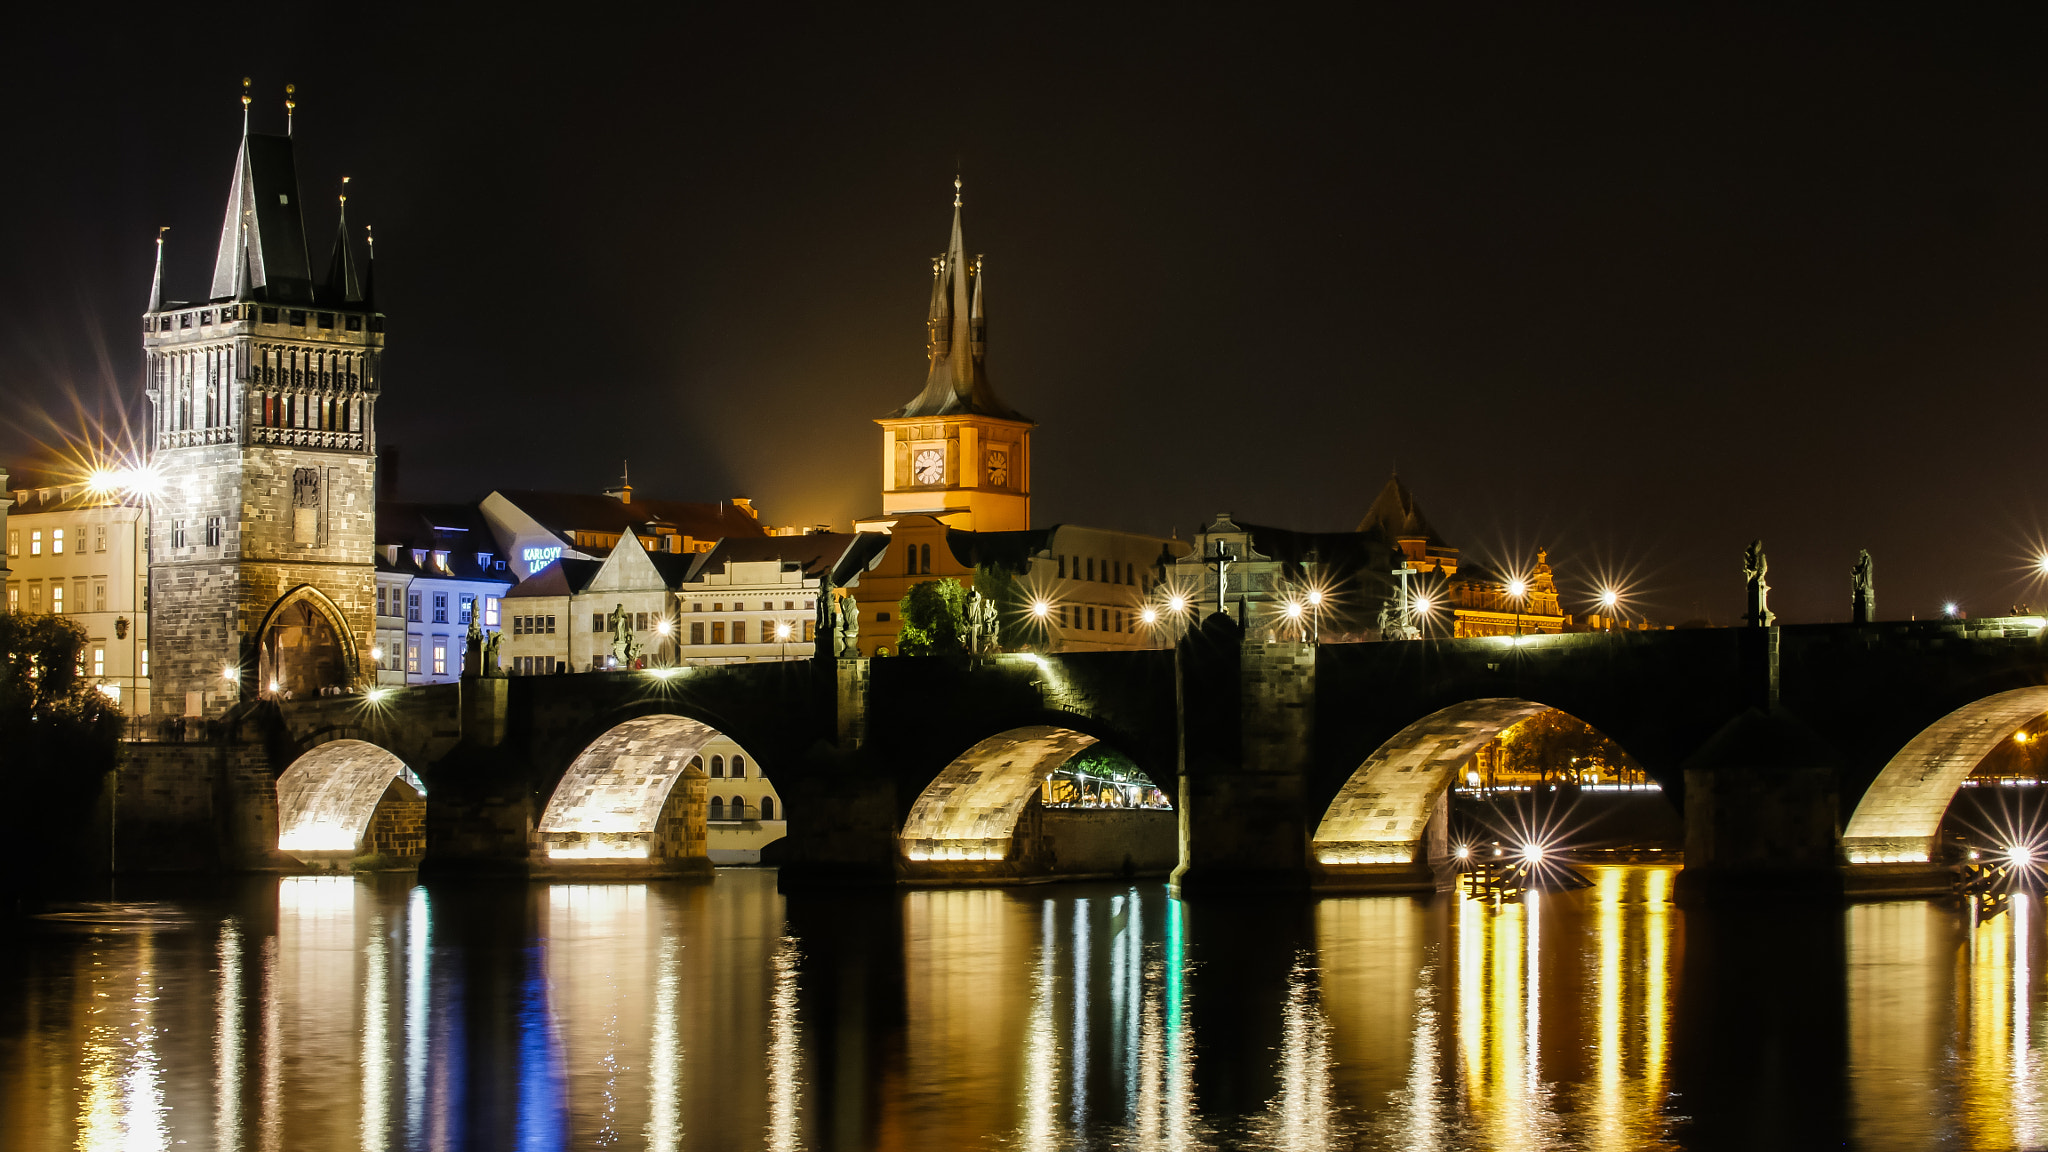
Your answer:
692;602;705;612
1115;611;1123;633
406;639;421;674
691;622;704;644
546;615;556;634
921;544;932;574
732;621;747;644
93;648;104;676
710;756;725;778
433;593;449;624
485;597;500;626
877;611;891;622
635;612;648;631
1057;554;1066;578
5;587;14;612
6;530;15;557
30;530;42;556
760;796;775;820
377;587;388;616
689;756;703;772
28;583;41;612
51;584;63;614
432;640;447;676
1087;606;1095;630
1086;557;1095;581
95;525;106;553
709;797;725;820
731;756;746;779
52;529;63;555
459;595;475;625
207;517;223;547
593;613;606;633
140;648;148;676
906;548;918;576
729;796;747;819
803;620;816;642
784;601;794;611
711;621;726;644
93;580;106;612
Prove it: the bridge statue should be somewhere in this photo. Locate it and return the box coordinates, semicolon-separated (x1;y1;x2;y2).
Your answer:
481;627;503;677
835;589;860;658
964;589;1001;655
1852;550;1876;624
463;611;484;679
608;603;639;668
1744;539;1775;627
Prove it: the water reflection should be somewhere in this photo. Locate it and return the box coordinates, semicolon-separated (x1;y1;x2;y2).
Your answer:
14;866;2048;1149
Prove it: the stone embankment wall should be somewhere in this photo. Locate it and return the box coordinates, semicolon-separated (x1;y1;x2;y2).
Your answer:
1039;809;1176;877
97;741;287;873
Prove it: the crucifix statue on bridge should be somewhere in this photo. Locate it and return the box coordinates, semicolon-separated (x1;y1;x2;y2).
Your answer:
1744;540;1775;627
1199;539;1236;620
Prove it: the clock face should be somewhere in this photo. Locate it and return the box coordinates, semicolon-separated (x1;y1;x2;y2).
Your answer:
986;449;1009;487
913;448;945;485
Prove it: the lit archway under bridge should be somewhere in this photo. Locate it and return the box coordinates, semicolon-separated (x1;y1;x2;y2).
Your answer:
1312;698;1670;891
276;739;427;869
1844;685;2048;866
535;714;718;878
898;724;1175;884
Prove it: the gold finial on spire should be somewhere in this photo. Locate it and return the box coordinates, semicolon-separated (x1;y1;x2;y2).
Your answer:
366;223;374;250
339;174;350;208
953;175;962;208
157;225;169;244
241;77;251;132
284;83;296;136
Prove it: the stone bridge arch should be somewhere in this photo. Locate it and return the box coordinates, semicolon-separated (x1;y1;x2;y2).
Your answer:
535;714;718;877
276;739;426;867
1842;685;2048;864
898;722;1176;883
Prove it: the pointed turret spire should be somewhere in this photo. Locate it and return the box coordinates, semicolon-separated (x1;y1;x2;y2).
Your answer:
147;227;168;313
285;83;296;137
208;100;315;303
362;224;376;308
240;77;251;135
889;177;1026;421
323;177;362;304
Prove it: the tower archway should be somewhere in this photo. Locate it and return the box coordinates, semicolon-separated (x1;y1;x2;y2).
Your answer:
256;584;357;698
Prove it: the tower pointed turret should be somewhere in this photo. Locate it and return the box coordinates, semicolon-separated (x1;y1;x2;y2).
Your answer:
362;224;376;309
323;178;363;305
146;227;167;312
890;178;1025;422
871;177;1035;533
207;89;314;304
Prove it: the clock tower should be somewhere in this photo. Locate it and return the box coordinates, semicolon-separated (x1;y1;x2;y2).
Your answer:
871;180;1032;533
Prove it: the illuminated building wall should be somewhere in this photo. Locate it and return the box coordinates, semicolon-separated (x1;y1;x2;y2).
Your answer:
3;478;153;713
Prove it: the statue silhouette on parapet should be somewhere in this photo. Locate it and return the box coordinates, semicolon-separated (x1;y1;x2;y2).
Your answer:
1851;549;1876;624
608;603;640;668
1744;540;1775;627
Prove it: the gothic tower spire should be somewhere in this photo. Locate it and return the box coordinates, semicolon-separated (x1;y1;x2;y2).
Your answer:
324;177;362;304
147;227;167;312
890;178;1025;422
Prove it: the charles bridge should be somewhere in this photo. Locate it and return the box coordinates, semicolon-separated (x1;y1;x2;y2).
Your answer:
104;613;2048;900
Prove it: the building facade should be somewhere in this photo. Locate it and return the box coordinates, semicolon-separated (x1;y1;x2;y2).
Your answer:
480;487;776;583
373;503;512;686
143;108;381;715
4;476;153;712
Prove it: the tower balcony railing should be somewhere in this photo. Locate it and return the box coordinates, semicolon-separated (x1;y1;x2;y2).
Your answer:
253;426;365;450
159;426;237;448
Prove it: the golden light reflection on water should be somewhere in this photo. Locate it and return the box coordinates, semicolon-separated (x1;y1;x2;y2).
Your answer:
28;866;2048;1148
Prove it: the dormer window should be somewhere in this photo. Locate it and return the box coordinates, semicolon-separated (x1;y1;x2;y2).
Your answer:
478;553;493;569
411;549;427;567
433;551;450;572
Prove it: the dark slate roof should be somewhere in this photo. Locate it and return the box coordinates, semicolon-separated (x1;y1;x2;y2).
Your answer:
504;558;603;599
209;134;315;305
688;532;892;588
945;525;1059;575
377;502;512;581
493;490;771;546
1354;474;1447;543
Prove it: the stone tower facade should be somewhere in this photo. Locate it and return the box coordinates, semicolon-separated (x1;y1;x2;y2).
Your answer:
873;180;1033;533
144;110;381;717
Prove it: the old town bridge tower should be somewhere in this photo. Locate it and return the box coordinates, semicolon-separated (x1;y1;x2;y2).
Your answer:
143;89;381;717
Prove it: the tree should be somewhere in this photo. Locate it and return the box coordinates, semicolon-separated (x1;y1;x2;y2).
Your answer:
0;613;125;889
1498;710;1639;784
896;579;970;656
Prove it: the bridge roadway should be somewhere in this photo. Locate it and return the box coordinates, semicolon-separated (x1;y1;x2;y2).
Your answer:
122;614;2048;897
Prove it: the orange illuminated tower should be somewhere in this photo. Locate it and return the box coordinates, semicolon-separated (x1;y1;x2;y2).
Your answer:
871;179;1033;532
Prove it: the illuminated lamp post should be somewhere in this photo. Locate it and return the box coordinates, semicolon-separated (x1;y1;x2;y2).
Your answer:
1599;587;1619;632
776;620;792;662
1306;587;1323;643
1506;577;1528;640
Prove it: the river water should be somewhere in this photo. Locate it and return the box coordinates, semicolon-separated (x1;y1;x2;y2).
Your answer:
0;865;2041;1150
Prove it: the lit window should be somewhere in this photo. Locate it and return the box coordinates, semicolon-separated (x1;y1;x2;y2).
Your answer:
95;525;106;553
51;584;63;614
140;648;148;676
52;528;63;555
6;530;16;557
432;641;447;676
93;648;104;676
459;594;474;625
5;587;15;612
31;530;42;556
93;581;106;612
406;639;421;674
711;621;726;644
484;596;500;626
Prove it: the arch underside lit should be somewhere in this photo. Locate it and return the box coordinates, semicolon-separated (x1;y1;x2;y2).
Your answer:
277;739;423;853
1313;698;1552;866
540;716;719;857
1843;686;2048;863
901;726;1099;862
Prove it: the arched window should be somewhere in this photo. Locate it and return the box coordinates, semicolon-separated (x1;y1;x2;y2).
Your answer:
907;546;918;575
730;756;746;779
760;796;776;820
730;795;748;819
689;756;703;773
920;544;932;574
709;797;725;820
710;755;724;778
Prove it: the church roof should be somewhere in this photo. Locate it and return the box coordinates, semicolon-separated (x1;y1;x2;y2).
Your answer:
687;532;892;587
1354;474;1446;543
945;525;1059;575
888;181;1030;423
489;490;770;548
208;133;316;305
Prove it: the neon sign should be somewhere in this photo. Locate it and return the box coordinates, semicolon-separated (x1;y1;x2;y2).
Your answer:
523;545;562;572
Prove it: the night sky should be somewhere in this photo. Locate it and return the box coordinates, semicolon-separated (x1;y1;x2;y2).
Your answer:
8;10;2048;626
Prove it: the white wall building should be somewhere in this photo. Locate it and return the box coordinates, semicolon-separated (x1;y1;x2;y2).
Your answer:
4;474;153;713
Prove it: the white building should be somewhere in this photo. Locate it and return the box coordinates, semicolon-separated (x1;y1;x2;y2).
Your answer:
4;472;153;713
374;503;512;685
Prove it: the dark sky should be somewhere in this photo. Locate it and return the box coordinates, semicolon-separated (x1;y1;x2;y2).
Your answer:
8;9;2048;625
